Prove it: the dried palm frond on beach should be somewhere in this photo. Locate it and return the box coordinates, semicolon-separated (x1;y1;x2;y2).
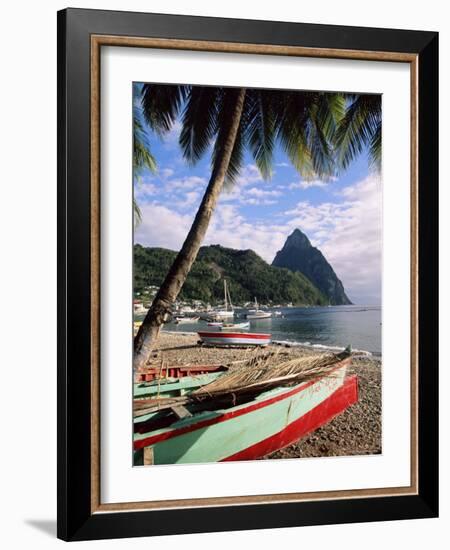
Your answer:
191;346;352;400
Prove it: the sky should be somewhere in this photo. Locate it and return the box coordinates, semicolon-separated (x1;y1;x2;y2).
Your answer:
133;87;382;305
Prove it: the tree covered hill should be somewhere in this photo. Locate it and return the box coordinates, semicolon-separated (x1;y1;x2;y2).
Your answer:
134;243;328;306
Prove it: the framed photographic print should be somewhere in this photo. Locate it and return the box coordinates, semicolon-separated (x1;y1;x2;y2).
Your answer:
57;8;438;541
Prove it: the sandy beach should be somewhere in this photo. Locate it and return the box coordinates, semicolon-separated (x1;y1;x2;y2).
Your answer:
145;330;382;459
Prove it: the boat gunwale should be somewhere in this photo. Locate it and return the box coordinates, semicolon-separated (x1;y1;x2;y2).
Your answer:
197;331;271;338
134;359;350;449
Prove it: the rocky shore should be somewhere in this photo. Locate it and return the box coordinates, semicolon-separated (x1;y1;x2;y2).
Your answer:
149;331;382;459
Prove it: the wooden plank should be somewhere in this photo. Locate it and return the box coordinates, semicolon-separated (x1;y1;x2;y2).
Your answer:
143;446;154;465
171;405;193;420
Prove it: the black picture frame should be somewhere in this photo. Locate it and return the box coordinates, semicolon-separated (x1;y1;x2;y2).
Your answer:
57;7;438;541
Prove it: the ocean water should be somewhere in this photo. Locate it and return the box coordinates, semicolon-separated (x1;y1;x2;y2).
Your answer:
162;305;382;356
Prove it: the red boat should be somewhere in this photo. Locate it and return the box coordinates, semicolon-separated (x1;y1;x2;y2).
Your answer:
198;331;271;346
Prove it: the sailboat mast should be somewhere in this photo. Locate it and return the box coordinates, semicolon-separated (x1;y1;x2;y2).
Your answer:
227;282;233;310
224;279;227;310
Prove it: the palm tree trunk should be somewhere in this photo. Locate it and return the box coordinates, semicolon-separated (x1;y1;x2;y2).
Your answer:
133;88;246;369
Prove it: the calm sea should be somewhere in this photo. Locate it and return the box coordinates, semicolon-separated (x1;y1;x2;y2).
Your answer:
162;305;382;356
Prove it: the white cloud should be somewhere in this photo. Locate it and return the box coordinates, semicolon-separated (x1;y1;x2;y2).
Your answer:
234;164;263;187
241;198;278;206
135;170;207;207
160;167;174;179
246;187;281;198
165;175;207;192
134;203;194;250
134;180;158;201
176;190;201;209
219;176;281;206
288;176;338;190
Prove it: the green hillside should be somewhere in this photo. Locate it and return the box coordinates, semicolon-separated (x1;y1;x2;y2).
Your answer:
134;243;328;306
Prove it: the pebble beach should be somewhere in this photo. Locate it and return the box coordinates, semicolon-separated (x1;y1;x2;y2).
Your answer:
148;331;382;459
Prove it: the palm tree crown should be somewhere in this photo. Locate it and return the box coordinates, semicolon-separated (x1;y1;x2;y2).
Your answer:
141;85;357;185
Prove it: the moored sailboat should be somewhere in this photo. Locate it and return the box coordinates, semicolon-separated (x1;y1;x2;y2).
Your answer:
246;298;272;320
210;279;235;318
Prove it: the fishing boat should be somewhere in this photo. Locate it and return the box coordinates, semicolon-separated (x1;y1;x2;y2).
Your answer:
133;349;357;465
198;331;271;346
174;316;200;324
246;298;272;320
220;321;250;331
210;279;235;318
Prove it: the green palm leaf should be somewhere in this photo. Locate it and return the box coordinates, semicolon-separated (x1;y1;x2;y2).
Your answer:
179;86;220;164
244;90;277;180
141;84;188;135
133;104;157;227
276;91;330;178
335;94;381;170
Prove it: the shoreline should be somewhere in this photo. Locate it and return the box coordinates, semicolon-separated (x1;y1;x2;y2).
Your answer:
162;328;381;359
146;332;382;459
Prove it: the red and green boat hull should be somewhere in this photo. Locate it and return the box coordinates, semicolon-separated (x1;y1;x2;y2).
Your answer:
134;359;357;465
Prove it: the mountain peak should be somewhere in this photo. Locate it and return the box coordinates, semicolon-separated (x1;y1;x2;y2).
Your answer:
287;228;312;248
272;230;352;305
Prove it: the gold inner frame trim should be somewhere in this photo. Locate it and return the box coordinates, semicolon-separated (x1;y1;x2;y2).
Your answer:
90;34;419;514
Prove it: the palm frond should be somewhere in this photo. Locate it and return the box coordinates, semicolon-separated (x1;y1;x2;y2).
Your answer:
315;93;346;138
335;94;381;170
369;119;382;169
141;84;189;135
276;91;335;178
133;198;142;227
244;90;277;180
179;86;220;164
133;98;156;229
307;99;337;177
133;118;157;173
